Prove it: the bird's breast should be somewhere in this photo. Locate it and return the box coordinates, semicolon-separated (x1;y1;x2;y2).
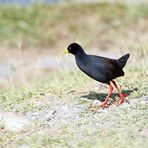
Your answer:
75;57;109;83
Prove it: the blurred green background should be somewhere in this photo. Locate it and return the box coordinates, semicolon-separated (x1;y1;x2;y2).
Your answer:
0;0;148;88
0;0;148;49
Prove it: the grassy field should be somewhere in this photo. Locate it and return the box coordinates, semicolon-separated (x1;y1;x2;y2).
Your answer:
0;66;148;147
0;2;148;148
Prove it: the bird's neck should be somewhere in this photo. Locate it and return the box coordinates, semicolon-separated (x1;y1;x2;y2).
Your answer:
75;50;86;58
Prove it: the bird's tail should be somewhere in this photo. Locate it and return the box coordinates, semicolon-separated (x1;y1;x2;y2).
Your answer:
117;53;130;69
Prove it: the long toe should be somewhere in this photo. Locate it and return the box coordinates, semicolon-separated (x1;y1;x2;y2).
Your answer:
122;93;128;97
101;102;108;109
116;94;129;106
117;99;124;106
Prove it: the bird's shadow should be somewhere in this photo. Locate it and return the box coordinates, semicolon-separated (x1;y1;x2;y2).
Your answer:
80;89;134;102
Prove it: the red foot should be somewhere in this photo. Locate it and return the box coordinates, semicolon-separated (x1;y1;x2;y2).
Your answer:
101;82;113;109
116;93;130;106
112;93;129;105
101;102;108;109
122;93;128;97
100;81;129;109
111;81;130;106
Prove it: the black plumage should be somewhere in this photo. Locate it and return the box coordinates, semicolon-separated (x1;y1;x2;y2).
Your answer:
65;43;130;108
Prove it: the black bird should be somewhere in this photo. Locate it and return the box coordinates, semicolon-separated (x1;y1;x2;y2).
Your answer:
64;43;130;109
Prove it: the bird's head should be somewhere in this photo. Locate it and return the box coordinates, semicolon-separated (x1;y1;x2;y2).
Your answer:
64;43;84;55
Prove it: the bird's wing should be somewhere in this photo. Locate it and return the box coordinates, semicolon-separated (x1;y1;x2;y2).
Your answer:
92;55;124;79
106;58;124;78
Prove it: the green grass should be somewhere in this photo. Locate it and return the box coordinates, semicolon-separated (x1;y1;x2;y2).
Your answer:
0;66;148;112
0;3;148;47
0;66;148;147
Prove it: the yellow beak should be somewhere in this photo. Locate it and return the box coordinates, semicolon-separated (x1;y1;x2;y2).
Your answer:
63;49;69;55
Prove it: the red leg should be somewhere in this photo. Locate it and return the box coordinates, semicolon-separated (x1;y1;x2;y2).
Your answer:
101;82;113;109
112;80;129;105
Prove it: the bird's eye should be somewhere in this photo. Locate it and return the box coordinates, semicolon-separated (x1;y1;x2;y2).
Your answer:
69;47;72;50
